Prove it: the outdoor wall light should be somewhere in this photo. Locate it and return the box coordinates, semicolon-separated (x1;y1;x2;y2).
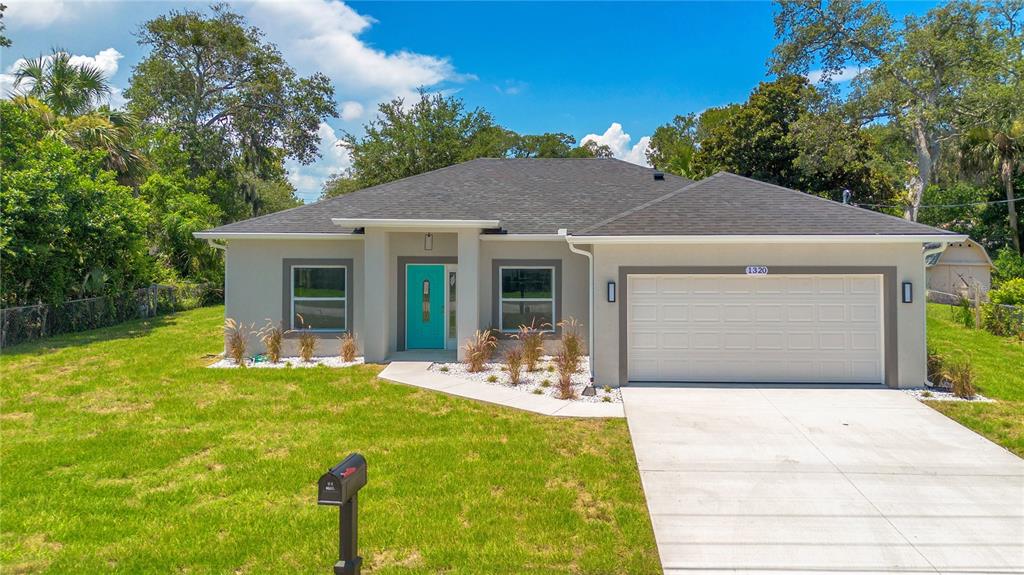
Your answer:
424;232;433;251
902;281;913;303
607;281;616;303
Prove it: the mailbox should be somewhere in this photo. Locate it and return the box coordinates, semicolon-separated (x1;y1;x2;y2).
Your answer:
318;453;367;506
318;453;367;575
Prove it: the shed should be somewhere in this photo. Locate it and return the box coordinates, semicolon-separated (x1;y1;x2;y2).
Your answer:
926;239;993;301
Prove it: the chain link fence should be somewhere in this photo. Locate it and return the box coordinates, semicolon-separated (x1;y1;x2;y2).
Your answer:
1;283;222;349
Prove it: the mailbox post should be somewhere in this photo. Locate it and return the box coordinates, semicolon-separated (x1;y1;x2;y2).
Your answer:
318;453;367;575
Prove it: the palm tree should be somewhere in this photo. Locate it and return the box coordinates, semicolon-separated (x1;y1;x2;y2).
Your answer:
963;119;1024;254
14;97;146;184
12;50;110;117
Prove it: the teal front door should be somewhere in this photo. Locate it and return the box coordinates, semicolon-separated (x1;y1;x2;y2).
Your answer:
406;264;446;349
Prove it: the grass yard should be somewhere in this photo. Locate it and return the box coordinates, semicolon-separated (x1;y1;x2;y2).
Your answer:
0;306;659;574
926;303;1024;457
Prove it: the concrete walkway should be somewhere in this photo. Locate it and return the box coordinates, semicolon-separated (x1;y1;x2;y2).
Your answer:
378;361;623;418
622;386;1024;575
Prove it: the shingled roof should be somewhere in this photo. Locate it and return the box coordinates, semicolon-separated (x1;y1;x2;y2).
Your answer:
201;159;954;238
203;158;690;235
575;172;956;237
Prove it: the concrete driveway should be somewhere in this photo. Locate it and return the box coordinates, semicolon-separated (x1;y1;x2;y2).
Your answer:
622;386;1024;574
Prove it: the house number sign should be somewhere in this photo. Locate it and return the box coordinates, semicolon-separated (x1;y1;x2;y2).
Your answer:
745;266;769;276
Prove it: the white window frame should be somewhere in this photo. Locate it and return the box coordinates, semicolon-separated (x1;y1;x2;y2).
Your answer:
498;265;556;333
290;265;347;332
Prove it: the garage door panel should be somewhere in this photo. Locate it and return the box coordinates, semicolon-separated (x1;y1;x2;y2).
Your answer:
662;303;688;321
628;274;883;385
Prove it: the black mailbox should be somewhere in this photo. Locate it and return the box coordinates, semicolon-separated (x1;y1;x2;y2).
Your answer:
318;453;366;575
318;453;367;506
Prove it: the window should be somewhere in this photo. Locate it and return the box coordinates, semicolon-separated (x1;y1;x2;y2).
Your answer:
291;266;346;331
499;267;554;332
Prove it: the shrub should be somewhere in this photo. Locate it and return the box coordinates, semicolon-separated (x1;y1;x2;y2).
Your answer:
989;278;1024;306
294;314;317;362
297;332;317;362
955;294;975;328
992;247;1024;286
439;365;449;372
503;343;524;386
541;378;551;388
463;329;497;373
945;359;976;400
557;317;584;372
602;385;612;394
257;319;285;363
224;318;254;366
982;278;1024;338
340;332;358;362
514;320;547;371
487;374;499;383
926;346;944;383
532;388;543;395
554;350;576;400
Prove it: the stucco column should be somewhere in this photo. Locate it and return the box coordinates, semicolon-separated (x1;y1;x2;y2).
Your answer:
363;228;390;362
456;229;480;360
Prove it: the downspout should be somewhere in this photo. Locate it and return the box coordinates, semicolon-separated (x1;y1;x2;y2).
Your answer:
922;242;949;261
559;229;596;389
205;238;227;251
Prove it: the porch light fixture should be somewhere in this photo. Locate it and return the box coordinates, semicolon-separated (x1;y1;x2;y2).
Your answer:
424;232;433;251
607;281;616;303
902;281;913;303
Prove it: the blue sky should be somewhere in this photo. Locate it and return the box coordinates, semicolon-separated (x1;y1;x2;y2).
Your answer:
2;1;936;201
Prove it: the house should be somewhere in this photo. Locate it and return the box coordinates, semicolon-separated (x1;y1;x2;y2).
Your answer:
195;158;964;389
925;239;993;303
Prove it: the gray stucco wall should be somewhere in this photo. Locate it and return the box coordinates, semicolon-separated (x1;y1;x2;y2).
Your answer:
224;238;365;357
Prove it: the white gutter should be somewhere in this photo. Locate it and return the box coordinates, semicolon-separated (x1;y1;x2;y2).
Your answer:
559;228;595;385
478;234;565;241
193;232;362;240
565;234;969;245
205;238;227;251
331;218;500;230
923;242;951;261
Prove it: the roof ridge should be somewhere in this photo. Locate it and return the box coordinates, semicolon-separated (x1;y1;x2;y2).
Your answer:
574;173;719;234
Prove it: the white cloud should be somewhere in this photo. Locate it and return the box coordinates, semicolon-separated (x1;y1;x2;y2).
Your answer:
5;0;76;29
581;123;651;167
286;122;353;202
248;0;472;102
1;48;125;107
806;66;865;84
339;100;364;121
494;80;528;95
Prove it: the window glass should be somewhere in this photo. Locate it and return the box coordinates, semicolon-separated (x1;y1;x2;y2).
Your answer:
291;266;346;330
501;268;553;299
293;300;346;330
500;301;553;331
293;267;345;298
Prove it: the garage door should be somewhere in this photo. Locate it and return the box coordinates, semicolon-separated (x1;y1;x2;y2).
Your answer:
627;274;884;384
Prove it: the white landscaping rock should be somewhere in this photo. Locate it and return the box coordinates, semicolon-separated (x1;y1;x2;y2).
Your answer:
208;356;365;369
902;387;994;402
429;356;622;404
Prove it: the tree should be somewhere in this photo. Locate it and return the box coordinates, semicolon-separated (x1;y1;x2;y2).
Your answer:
571;140;614;158
11;50;110;116
139;173;223;282
126;4;336;216
0;3;12;48
342;90;495;187
646;107;742;178
1;101;151;306
770;1;1004;220
962;120;1024;252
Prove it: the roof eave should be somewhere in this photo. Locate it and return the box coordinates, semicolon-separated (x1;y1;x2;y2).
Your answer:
566;234;968;245
192;232;363;240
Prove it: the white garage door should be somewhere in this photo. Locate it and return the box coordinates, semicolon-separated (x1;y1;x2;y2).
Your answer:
627;274;884;384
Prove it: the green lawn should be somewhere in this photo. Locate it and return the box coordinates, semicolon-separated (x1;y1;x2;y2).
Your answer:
1;306;659;574
926;303;1024;456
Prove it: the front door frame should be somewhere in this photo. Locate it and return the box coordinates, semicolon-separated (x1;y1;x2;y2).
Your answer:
397;256;457;351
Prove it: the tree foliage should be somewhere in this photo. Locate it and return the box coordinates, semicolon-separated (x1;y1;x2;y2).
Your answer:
126;3;336;217
1;102;151;306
